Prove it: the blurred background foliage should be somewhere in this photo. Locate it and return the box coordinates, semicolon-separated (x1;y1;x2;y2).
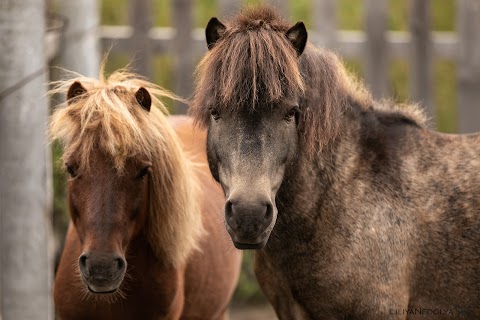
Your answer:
52;0;457;306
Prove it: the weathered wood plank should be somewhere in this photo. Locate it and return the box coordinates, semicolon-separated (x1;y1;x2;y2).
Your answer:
313;0;337;49
457;0;480;133
129;0;153;79
45;14;64;62
218;0;241;17
364;0;389;99
56;0;99;77
409;0;434;120
100;27;458;60
172;0;193;114
266;0;288;18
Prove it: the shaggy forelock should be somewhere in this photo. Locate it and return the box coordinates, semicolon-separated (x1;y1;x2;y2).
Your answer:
192;6;304;124
49;69;178;173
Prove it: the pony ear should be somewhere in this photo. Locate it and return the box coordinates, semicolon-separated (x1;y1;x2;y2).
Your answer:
67;81;87;104
135;87;151;112
286;22;308;56
206;17;226;50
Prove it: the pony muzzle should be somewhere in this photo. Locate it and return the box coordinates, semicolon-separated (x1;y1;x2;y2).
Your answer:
224;198;276;250
78;253;127;294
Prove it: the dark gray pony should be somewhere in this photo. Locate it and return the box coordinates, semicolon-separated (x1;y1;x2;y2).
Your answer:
191;6;480;320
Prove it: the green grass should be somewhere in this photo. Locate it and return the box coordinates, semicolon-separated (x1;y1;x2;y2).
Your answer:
389;59;410;104
101;0;128;25
195;0;217;27
338;0;363;30
100;0;456;31
290;0;313;28
52;141;69;240
434;60;457;132
431;0;456;31
232;252;268;306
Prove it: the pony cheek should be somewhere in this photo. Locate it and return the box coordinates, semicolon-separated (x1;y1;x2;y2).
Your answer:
121;222;140;251
129;189;150;238
270;165;287;195
206;148;221;182
72;219;86;244
285;130;300;164
68;195;83;236
131;208;147;238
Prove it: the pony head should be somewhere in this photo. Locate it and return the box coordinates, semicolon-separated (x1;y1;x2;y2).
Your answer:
50;68;203;294
191;6;371;249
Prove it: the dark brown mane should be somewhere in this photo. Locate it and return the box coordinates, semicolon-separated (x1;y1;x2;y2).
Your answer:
191;6;304;116
192;5;426;157
230;5;289;31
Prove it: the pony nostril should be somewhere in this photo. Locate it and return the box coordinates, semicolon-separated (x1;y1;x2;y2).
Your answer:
225;200;238;228
225;200;233;217
116;257;126;272
264;203;273;220
79;254;89;278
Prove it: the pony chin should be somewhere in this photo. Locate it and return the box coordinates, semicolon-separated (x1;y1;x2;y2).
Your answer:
225;215;276;250
79;280;129;305
86;284;120;294
80;273;126;296
231;237;270;250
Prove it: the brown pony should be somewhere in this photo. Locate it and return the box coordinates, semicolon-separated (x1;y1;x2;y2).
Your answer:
50;68;241;319
191;6;480;320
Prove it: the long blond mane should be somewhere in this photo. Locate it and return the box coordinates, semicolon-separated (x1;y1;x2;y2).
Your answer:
49;66;204;266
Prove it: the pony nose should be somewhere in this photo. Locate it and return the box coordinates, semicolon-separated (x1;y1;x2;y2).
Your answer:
78;253;126;281
225;198;273;233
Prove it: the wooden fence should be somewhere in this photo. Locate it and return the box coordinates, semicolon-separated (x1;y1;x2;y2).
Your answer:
51;0;480;132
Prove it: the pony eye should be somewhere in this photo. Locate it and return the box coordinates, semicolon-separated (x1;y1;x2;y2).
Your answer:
66;165;77;178
285;108;297;122
138;166;151;180
210;108;220;121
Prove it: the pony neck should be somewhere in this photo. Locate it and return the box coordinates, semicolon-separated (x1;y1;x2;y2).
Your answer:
274;98;363;229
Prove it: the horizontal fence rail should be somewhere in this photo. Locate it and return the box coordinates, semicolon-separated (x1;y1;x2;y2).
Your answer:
100;27;460;60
